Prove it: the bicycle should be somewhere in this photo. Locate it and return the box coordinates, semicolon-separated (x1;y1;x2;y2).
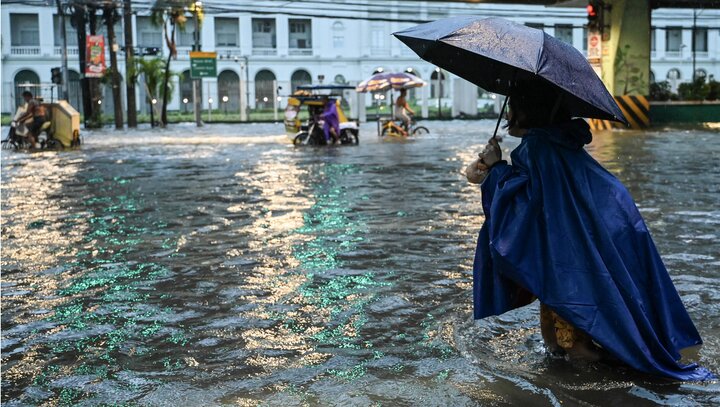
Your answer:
380;115;429;138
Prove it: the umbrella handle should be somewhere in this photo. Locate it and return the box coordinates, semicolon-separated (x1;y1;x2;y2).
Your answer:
492;95;509;141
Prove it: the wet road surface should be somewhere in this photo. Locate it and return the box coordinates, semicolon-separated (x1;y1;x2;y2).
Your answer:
2;121;719;406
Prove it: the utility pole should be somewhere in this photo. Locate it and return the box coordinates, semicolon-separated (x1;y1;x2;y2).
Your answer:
692;9;697;81
193;2;202;127
56;0;69;100
124;0;137;127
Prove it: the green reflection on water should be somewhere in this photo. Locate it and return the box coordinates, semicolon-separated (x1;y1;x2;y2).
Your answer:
25;176;181;405
289;163;389;380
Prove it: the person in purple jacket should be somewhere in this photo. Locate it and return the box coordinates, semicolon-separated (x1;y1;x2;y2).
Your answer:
320;96;340;144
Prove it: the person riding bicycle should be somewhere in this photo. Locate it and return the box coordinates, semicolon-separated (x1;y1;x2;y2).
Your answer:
394;89;415;135
15;91;47;149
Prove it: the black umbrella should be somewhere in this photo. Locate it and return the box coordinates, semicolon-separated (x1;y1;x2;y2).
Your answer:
394;16;627;125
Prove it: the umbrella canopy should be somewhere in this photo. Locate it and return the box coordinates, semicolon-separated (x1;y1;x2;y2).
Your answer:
393;17;627;124
356;72;427;93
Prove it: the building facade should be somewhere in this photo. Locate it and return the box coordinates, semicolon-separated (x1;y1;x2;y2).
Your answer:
2;1;718;116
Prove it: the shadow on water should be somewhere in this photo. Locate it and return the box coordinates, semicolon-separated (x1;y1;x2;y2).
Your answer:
1;122;719;405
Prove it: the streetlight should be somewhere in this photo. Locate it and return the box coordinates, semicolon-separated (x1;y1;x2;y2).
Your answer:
222;95;229;115
435;67;442;119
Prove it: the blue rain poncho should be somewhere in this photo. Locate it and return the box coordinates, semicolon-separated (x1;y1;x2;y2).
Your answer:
473;119;715;381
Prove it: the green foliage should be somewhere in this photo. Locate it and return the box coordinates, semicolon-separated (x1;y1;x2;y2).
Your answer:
134;57;176;104
678;77;710;101
614;44;647;95
706;78;719;101
649;81;672;101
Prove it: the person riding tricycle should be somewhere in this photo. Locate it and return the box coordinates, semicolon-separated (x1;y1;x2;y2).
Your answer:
284;85;360;146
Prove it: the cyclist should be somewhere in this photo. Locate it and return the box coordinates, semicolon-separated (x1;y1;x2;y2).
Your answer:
394;89;415;136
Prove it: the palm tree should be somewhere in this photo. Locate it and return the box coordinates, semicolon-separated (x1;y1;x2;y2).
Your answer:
134;57;174;127
152;0;196;127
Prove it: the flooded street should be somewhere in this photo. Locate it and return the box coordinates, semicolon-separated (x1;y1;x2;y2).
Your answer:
2;121;719;406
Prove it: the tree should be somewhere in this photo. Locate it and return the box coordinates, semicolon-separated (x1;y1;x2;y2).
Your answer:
152;0;195;127
134;57;175;127
102;3;123;129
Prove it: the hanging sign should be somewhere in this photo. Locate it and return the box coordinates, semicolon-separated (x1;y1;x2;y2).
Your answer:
85;35;106;78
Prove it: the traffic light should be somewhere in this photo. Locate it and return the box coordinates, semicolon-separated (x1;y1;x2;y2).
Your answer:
587;1;601;30
51;67;62;85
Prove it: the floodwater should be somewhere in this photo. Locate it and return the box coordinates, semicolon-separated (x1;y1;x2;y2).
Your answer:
1;121;719;406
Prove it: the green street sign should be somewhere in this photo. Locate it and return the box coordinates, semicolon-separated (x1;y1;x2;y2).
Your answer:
190;51;217;78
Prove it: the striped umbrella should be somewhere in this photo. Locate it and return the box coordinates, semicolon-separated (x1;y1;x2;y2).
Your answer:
356;72;427;93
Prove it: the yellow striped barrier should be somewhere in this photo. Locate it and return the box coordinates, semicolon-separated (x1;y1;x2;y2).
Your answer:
588;95;649;130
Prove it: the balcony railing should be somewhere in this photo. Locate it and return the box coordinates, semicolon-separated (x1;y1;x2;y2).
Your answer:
371;47;390;56
54;47;79;56
252;47;277;56
11;46;40;55
288;48;312;56
664;50;682;58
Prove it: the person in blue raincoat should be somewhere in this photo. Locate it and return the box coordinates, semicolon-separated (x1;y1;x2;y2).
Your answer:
465;80;714;381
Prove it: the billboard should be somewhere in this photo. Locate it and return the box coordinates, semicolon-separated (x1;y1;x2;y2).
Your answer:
85;35;106;78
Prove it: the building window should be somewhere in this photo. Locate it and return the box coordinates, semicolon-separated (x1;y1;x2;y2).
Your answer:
11;13;40;46
53;15;78;46
291;69;312;91
252;18;276;49
554;25;573;45
96;19;124;46
695;68;707;80
215;17;239;47
255;69;276;108
667;68;681;80
651;29;655;52
289;19;312;49
666;27;682;52
177;24;195;48
693;28;708;52
136;16;162;48
334;74;346;84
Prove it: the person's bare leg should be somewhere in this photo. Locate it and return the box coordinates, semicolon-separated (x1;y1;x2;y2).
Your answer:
540;304;561;353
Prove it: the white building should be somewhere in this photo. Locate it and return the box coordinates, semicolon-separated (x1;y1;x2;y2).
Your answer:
2;1;718;116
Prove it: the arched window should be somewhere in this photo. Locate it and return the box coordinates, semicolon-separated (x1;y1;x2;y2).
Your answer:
332;21;345;48
649;70;656;84
430;69;447;99
373;67;384;75
667;68;681;80
255;69;276;108
291;69;312;92
334;74;347;85
14;69;40;107
218;70;240;112
694;68;707;80
180;70;194;104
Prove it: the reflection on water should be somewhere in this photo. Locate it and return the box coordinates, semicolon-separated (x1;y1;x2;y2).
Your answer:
2;122;719;405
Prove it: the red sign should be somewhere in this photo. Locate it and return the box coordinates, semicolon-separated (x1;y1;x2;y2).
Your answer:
85;35;106;78
587;32;601;60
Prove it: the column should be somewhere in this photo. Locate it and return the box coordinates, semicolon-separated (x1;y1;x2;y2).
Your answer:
601;0;651;95
276;15;289;57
